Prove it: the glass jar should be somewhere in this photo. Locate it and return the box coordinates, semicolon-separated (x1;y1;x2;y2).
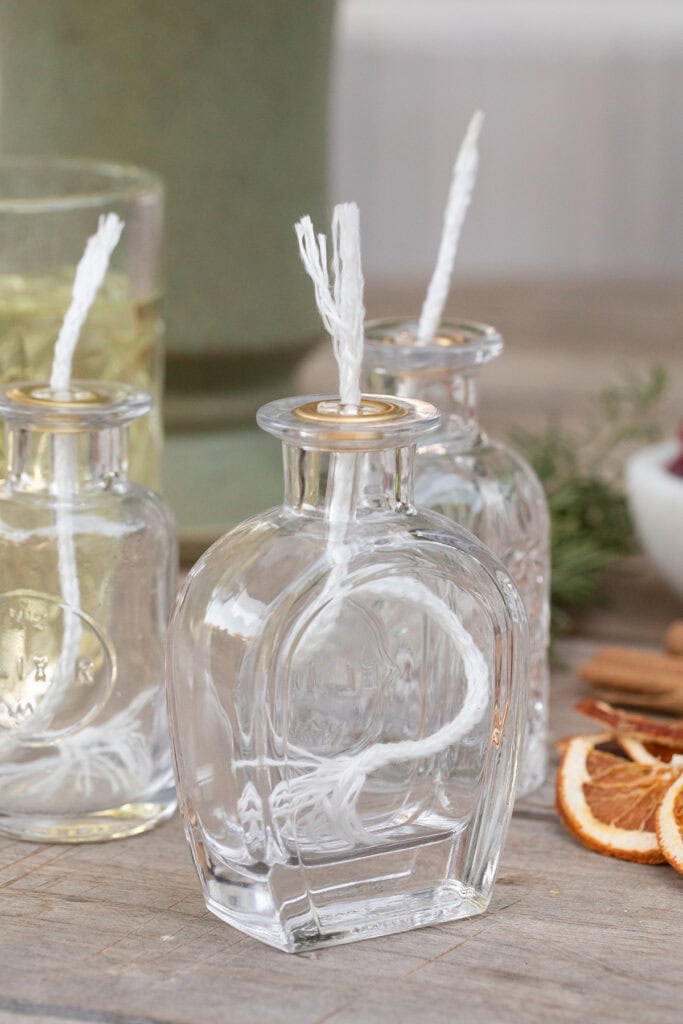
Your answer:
0;381;177;842
363;320;551;797
0;3;337;538
0;157;164;489
167;393;528;952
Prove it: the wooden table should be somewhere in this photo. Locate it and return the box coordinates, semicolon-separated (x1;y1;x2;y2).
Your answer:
1;616;680;1024
1;282;682;1023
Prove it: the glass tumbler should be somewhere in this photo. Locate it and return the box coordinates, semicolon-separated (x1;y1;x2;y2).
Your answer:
0;381;177;842
363;320;551;797
167;392;528;951
0;157;164;488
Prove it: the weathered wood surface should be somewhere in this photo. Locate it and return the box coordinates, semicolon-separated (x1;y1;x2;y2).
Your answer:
1;281;681;1023
0;632;681;1024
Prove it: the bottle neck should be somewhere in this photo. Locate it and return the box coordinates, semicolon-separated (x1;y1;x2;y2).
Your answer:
282;443;415;516
369;368;483;448
4;424;129;496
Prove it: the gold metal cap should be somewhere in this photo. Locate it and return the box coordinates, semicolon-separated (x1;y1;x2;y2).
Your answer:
257;393;441;450
376;330;470;349
293;397;409;424
0;380;152;431
6;384;113;409
363;318;504;372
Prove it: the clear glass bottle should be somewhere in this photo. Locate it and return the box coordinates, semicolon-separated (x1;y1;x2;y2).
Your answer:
0;381;177;842
167;392;528;952
363;320;550;797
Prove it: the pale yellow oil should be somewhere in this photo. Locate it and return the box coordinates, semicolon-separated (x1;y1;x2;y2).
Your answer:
0;271;163;488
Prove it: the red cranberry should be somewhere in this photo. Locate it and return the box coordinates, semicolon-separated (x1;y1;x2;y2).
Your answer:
668;427;683;477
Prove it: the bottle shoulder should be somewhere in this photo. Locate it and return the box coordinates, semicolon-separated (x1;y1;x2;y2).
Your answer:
120;482;177;535
0;479;176;539
173;503;526;635
421;433;544;488
182;503;509;576
416;435;549;521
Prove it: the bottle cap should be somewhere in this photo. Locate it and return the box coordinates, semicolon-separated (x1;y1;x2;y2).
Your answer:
257;393;440;450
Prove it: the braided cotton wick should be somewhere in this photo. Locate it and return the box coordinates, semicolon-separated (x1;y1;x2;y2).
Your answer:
294;201;367;582
235;578;491;847
417;110;484;345
252;201;491;847
51;213;124;390
41;214;124;729
295;202;365;408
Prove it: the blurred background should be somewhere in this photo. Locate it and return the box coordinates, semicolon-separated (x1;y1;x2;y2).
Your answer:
304;0;683;434
0;0;681;555
332;0;683;284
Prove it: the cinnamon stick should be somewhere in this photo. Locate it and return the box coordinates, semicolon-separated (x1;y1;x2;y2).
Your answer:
587;687;683;715
664;620;683;656
580;646;683;715
581;650;683;689
592;645;683;672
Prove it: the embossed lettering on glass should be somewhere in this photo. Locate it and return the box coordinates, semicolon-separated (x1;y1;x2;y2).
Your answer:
363;320;551;797
0;381;177;842
167;392;528;951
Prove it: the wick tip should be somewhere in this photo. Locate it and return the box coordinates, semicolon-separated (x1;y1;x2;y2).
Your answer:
468;109;485;141
294;213;313;234
97;211;125;247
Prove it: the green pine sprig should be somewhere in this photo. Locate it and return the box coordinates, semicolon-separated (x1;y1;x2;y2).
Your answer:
512;365;668;635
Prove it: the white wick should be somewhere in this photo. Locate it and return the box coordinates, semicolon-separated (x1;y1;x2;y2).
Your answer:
417;110;484;345
40;214;123;733
235;578;490;848
295;202;365;408
227;202;497;851
50;213;124;390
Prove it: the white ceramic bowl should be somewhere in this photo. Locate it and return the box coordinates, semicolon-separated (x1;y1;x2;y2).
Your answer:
626;440;683;598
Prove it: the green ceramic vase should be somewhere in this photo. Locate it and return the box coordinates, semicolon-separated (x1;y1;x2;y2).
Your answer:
0;0;335;550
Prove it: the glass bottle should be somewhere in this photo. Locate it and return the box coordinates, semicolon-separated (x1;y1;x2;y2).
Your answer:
167;392;528;952
0;381;177;842
0;157;164;490
363;320;550;797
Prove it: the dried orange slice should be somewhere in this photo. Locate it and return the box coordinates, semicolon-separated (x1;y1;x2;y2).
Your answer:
617;735;683;767
655;774;683;874
556;734;677;863
576;698;683;747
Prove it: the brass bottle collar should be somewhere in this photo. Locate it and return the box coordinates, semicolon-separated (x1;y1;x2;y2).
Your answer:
376;331;471;349
6;383;113;409
0;380;152;430
293;397;409;425
362;319;504;372
257;394;441;449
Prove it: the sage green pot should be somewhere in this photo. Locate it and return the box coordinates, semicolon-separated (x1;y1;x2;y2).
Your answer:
0;0;334;552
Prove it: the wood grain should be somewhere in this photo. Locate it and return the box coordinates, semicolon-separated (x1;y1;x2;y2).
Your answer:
1;282;682;1023
0;639;680;1024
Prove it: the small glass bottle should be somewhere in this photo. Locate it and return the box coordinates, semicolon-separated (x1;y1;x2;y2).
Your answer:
363;320;551;797
0;381;177;842
167;392;528;952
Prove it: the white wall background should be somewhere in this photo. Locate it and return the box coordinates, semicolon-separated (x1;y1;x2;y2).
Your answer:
331;0;683;285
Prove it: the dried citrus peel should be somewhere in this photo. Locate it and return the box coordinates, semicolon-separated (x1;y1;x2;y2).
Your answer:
556;734;676;864
655;774;683;874
617;735;683;768
575;698;683;747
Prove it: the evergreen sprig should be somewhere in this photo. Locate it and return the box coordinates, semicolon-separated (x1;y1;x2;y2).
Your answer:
512;365;668;635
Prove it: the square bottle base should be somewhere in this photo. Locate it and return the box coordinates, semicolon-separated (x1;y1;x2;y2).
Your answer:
198;832;491;953
206;881;487;953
